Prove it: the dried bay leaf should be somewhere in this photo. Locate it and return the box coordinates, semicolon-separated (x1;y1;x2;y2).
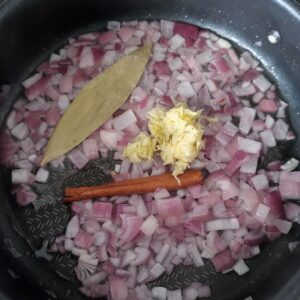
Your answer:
41;44;152;165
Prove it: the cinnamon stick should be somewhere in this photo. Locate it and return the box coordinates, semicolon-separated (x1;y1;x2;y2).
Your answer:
64;169;206;203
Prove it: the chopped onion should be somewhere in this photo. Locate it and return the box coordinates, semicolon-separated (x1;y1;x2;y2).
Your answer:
2;19;300;299
233;259;249;275
152;286;167;300
169;34;185;51
167;289;182;300
11;169;34;184
11;123;29;140
274;218;292;234
112;109;137;130
251;174;269;191
238;107;256;135
255;204;270;222
35;168;49;183
253;74;271;92
177;81;196;98
150;263;165;279
237;137;262;154
280;158;299;172
206;218;240;231
212;250;235;272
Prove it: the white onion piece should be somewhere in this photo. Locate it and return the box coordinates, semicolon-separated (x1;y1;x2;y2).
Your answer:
260;130;277;147
94;231;108;246
137;267;149;283
237;137;262;154
11;169;34;184
238;107;256;135
11;123;29;140
136;198;149;218
168;57;183;71
22;73;42;88
176;243;187;259
140;215;159;237
169;34;185;51
240;155;258;174
251;174;269;191
280;158;299;172
233;259;249;275
35;168;49;183
206;218;240;231
6;110;17;129
160;20;174;38
66;215;80;238
156;244;170;263
253;74;271;92
150;263;165;279
186;243;204;267
265;115;275;129
274;218;292;234
152;287;167;300
183;287;198;300
112;109;137;130
100;130;123;149
67;149;88;170
58;95;70;111
255;204;270;222
64;238;74;251
82;139;99;160
177;81;196;98
167;289;182;300
272;119;289;140
153;188;170;200
198;286;211;298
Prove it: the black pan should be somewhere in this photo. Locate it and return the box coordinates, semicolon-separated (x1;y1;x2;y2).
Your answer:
0;0;300;299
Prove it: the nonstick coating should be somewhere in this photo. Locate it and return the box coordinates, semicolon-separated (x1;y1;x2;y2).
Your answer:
0;0;300;299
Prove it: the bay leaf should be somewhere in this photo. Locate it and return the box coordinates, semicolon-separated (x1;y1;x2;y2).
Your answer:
41;44;152;165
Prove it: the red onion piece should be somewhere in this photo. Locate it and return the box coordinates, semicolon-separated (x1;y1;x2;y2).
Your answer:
212;250;236;272
74;230;94;249
120;215;143;242
108;275;128;300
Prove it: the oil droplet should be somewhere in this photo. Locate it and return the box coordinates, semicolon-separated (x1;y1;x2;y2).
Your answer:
268;30;281;44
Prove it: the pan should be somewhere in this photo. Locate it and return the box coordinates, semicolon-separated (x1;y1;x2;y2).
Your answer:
0;0;300;299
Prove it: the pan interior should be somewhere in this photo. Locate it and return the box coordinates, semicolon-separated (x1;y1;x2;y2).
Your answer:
0;1;300;300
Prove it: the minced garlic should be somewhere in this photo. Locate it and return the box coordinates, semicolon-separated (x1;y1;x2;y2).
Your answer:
123;103;205;176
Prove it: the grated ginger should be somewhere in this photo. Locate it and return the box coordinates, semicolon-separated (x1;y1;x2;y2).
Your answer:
123;103;205;176
123;132;156;163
